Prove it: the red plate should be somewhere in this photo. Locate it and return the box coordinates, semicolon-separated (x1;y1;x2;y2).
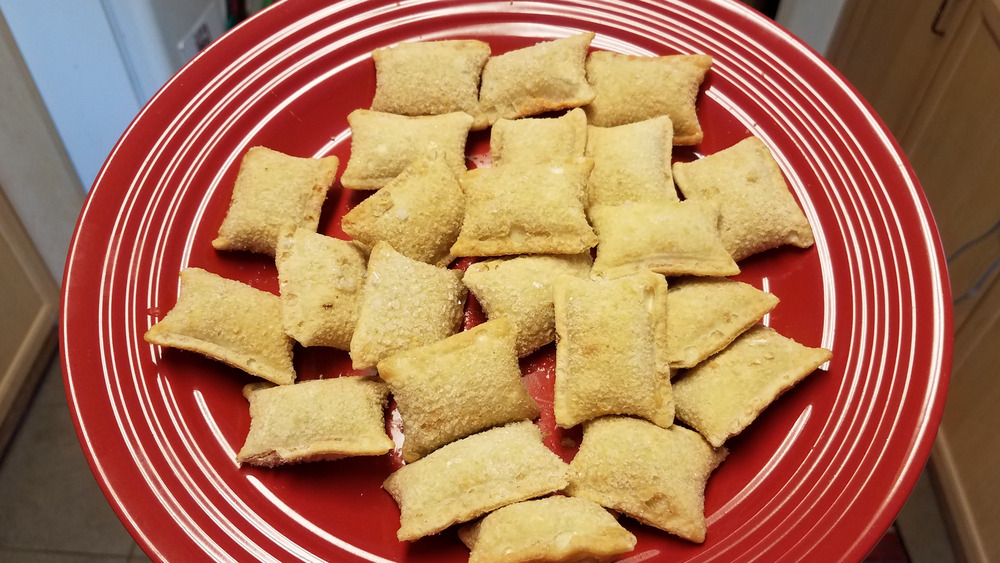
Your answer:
61;0;952;561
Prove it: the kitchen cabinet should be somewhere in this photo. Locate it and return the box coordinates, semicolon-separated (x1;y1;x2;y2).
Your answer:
0;12;77;454
0;189;58;455
829;0;1000;560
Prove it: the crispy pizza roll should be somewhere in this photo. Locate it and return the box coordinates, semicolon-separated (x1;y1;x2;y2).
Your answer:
553;272;672;428
463;253;592;357
672;136;816;261
370;39;491;130
340;153;465;267
341;110;474;190
673;325;832;447
349;242;466;369
566;416;727;543
586;115;678;209
458;495;637;563
212;147;339;256
237;377;393;467
490;108;588;167
666;277;780;369
383;421;571;541
377;318;540;462
583;51;712;145
275;228;367;350
451;159;597;257
589;201;740;279
479;33;596;124
144;268;295;385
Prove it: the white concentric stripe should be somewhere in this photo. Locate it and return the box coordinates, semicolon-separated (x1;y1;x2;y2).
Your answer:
624;0;884;512
63;327;231;561
548;0;928;556
92;252;237;560
693;0;934;519
665;2;945;558
162;3;860;560
113;7;393;558
92;19;354;563
61;91;239;563
92;110;247;560
661;9;911;561
115;4;502;559
194;395;396;563
126;10;490;557
76;2;944;560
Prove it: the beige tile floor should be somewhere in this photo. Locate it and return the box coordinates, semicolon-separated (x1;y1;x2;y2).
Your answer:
0;353;958;562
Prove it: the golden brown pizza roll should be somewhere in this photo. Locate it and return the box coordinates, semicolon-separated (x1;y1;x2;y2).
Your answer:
212;147;339;256
451;159;597;257
583;51;712;145
377;318;540;462
586;115;678;209
672;136;815;261
370;39;491;129
340;110;474;190
479;33;596;124
673;324;832;447
566;416;727;543
144;268;295;385
666;277;780;369
275;228;367;350
349;241;466;369
340;153;465;267
589;201;740;279
383;421;571;541
463;253;592;357
490;108;588;167
237;377;393;466
553;272;672;428
458;495;637;563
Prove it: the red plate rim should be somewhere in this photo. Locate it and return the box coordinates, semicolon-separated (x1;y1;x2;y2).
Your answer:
60;1;953;561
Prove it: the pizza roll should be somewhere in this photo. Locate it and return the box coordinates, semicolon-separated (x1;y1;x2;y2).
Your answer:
566;416;727;543
583;51;712;145
451;159;597;257
340;153;465;267
672;136;816;261
463;253;592;357
377;318;540;462
589;201;740;279
237;377;393;466
490;108;588;167
370;39;491;130
666;277;779;369
673;325;832;447
349;242;466;369
144;268;295;385
383;421;571;541
479;33;596;124
275;228;367;350
586;115;678;209
341;110;474;190
212;147;339;256
459;496;637;563
553;272;672;428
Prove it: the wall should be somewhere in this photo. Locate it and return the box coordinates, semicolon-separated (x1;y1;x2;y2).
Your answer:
0;0;225;192
776;0;851;55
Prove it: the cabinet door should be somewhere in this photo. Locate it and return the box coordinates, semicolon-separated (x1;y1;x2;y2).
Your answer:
827;0;963;135
0;11;73;454
901;0;1000;330
0;188;58;454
